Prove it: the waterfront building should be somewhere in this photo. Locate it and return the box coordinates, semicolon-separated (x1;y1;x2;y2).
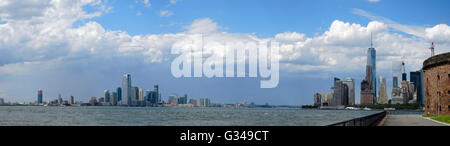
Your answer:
178;94;188;104
332;78;349;106
343;78;355;105
69;96;74;105
139;88;144;101
378;76;388;104
58;96;63;105
410;70;424;105
0;98;4;105
361;65;375;105
104;90;110;103
131;86;139;103
200;98;211;107
154;85;161;103
189;99;200;107
37;89;43;104
98;97;105;103
116;87;122;102
121;74;132;105
314;93;322;106
367;43;377;104
89;97;97;106
169;93;179;105
111;92;117;106
423;52;449;115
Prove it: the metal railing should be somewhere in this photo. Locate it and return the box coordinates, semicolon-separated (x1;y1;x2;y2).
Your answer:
328;111;387;126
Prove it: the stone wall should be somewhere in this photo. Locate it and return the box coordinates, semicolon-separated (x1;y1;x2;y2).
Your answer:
424;52;450;115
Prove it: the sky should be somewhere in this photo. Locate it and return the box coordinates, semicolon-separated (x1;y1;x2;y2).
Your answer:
0;0;449;105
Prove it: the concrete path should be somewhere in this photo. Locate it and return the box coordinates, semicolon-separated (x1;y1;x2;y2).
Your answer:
383;114;447;126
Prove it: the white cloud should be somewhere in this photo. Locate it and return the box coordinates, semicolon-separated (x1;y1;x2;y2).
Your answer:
425;24;450;43
368;0;381;2
1;0;450;101
159;10;173;17
352;8;426;38
185;18;220;34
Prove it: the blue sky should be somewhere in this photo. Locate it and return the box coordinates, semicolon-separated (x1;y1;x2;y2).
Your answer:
0;0;449;105
91;0;450;37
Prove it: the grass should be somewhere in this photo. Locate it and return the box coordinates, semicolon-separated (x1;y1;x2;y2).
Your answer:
422;114;450;124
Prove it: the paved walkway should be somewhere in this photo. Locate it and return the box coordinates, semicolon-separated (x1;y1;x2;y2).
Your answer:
383;114;447;126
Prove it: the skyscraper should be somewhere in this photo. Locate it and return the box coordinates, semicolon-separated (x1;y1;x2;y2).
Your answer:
393;76;399;88
402;61;407;81
361;65;375;105
117;87;122;102
378;76;388;104
69;96;74;105
367;43;377;103
178;94;188;104
154;85;160;104
37;89;43;104
111;92;117;106
104;90;110;103
131;86;139;103
121;74;132;105
332;78;349;106
139;88;144;101
410;70;424;105
343;78;355;105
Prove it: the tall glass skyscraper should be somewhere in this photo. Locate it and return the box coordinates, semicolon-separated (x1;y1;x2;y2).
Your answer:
121;74;132;105
367;47;376;104
117;87;122;102
37;89;43;104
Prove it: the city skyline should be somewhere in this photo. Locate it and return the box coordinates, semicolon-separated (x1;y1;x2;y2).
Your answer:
0;0;450;105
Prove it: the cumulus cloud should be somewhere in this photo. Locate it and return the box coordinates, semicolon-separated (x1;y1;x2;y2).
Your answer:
425;24;450;43
185;18;221;34
0;0;450;101
368;0;381;2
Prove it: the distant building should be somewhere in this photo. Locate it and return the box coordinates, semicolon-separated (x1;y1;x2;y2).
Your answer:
111;92;117;106
343;78;355;105
367;44;377;104
37;89;43;104
391;62;416;104
410;70;424;105
0;98;4;105
314;93;322;106
168;93;179;105
393;76;399;88
423;52;449;115
104;90;110;103
178;94;188;104
131;86;139;103
98;97;105;103
189;99;200;107
121;74;132;105
58;96;63;105
361;65;375;105
89;97;97;106
154;85;161;103
116;87;122;102
332;78;349;106
200;98;211;107
139;88;144;101
378;76;388;104
69;96;74;105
